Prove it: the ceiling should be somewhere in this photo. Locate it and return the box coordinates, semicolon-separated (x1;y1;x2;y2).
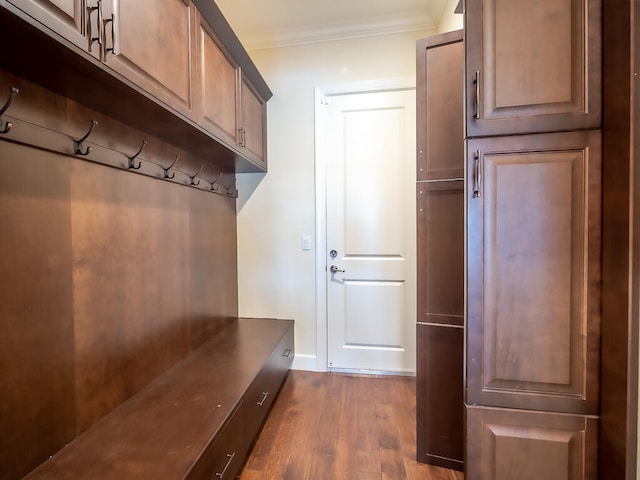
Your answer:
214;0;452;50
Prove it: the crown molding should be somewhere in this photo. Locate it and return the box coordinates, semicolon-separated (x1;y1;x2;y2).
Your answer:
240;13;437;51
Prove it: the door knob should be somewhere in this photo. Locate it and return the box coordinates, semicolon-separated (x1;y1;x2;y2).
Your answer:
330;265;345;273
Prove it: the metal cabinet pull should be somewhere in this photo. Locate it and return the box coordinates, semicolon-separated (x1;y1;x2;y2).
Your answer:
96;0;103;47
87;2;100;52
472;150;481;198
104;14;116;56
282;348;292;358
257;391;269;406
473;71;480;120
215;452;236;478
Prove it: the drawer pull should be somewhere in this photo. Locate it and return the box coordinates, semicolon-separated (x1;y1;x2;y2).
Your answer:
257;391;269;406
215;452;236;479
282;348;292;358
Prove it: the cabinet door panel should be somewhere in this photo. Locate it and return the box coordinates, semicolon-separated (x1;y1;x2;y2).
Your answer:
466;406;598;480
417;31;464;181
416;323;464;470
8;0;88;51
417;180;464;326
240;77;266;168
465;0;601;136
466;131;601;414
197;16;238;146
107;0;193;114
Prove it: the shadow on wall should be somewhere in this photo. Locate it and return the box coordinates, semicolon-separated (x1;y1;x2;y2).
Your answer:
236;172;267;211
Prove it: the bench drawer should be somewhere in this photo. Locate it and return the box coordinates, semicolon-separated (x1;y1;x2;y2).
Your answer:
186;400;247;480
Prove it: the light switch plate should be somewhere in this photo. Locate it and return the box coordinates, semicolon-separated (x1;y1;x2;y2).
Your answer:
302;236;311;250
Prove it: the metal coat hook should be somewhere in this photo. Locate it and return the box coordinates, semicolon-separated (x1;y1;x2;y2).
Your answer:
73;120;98;156
127;140;147;170
162;155;179;179
210;171;224;191
0;87;19;134
222;176;237;196
189;164;205;186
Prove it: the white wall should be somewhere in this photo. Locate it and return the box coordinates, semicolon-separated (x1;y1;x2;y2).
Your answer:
438;0;464;33
237;13;462;370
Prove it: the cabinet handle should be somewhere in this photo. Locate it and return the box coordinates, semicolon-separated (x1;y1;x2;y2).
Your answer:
473;71;480;120
104;14;116;56
87;2;100;52
96;0;103;47
215;452;236;479
472;150;481;198
257;391;269;406
282;348;292;358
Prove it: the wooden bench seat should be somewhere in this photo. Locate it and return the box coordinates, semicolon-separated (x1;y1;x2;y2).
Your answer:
23;318;294;480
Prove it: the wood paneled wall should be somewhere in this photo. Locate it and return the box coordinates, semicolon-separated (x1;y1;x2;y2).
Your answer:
0;71;238;480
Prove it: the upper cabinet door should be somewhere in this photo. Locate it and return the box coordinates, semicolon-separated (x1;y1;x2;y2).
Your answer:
465;0;601;137
7;0;93;54
417;30;464;181
195;11;238;148
466;130;601;415
103;0;194;115
238;75;266;168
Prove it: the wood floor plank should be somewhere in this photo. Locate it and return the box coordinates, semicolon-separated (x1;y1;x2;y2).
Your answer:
240;371;464;480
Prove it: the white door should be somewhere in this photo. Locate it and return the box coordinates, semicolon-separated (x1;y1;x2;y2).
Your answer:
324;89;416;373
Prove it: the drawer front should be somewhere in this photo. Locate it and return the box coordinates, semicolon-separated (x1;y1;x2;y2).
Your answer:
187;400;247;480
244;326;294;444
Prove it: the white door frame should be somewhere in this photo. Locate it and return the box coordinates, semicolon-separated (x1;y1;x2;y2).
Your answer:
313;79;416;372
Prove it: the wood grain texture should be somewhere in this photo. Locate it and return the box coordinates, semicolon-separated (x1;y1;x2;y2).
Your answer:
196;14;239;146
0;142;75;480
70;160;192;434
465;0;601;136
416;181;464;326
0;68;241;478
240;371;464;480
22;319;293;480
416;324;464;470
600;0;639;477
107;0;194;113
188;187;238;350
466;131;601;415
416;31;464;181
466;405;598;480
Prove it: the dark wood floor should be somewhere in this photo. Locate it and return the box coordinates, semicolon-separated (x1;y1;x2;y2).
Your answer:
240;370;464;480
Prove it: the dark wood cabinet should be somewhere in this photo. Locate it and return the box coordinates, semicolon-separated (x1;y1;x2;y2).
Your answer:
239;74;267;168
415;30;464;471
0;0;271;173
465;0;601;137
6;0;92;54
196;12;239;148
416;323;464;470
464;2;603;477
194;18;267;168
417;181;464;327
466;405;599;480
417;30;464;181
102;0;194;116
466;130;601;415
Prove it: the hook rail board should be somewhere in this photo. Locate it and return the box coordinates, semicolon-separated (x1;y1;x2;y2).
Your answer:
0;113;238;198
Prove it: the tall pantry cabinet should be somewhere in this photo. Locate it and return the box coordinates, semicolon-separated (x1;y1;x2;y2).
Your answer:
416;30;465;471
463;0;602;478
